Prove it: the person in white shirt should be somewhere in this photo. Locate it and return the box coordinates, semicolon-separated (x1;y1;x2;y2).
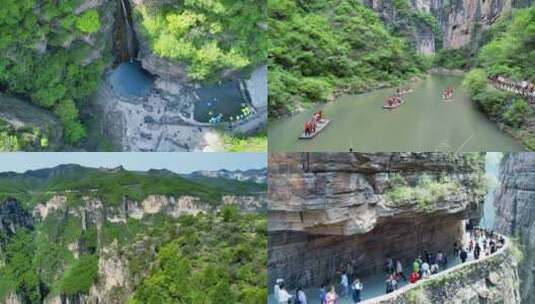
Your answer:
274;279;283;301
351;278;363;303
341;271;349;298
277;283;293;304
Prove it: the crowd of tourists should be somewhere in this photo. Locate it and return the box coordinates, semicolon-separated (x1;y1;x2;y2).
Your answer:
272;226;505;304
489;75;535;103
303;111;324;136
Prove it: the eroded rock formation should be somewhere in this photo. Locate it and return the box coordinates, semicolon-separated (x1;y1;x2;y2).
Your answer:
494;153;535;303
268;153;486;288
364;0;532;54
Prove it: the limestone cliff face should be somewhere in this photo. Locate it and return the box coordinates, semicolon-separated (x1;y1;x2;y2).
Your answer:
268;153;485;288
0;199;34;237
494;153;535;304
364;0;531;53
21;192;264;304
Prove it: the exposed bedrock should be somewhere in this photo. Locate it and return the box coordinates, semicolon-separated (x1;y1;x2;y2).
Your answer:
364;0;532;53
268;153;486;289
92;0;267;151
494;153;535;303
0;199;34;237
0;94;63;149
269;214;465;289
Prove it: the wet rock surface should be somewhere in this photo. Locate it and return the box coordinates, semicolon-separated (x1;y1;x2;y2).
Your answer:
494;153;535;303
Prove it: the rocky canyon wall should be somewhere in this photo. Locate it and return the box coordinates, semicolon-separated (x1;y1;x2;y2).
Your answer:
364;0;532;54
1;192;265;304
268;153;486;289
494;153;535;304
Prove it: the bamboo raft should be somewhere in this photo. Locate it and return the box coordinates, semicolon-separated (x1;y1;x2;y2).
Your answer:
383;99;405;109
298;119;330;139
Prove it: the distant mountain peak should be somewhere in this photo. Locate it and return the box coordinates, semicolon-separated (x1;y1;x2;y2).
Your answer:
188;168;267;183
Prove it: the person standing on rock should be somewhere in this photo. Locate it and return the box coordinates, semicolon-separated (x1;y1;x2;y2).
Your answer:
341;271;350;298
325;286;338;304
460;247;468;263
351;278;363;303
453;241;460;257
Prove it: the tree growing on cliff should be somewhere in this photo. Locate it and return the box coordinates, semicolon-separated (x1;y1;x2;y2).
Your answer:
75;9;101;34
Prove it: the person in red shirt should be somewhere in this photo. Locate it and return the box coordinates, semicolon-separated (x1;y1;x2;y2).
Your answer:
409;271;420;284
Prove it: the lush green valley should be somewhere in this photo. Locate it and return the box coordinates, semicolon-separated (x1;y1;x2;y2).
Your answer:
0;165;267;303
268;0;430;116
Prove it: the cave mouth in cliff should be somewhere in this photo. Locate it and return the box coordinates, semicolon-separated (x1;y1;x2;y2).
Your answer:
109;61;154;97
193;79;254;124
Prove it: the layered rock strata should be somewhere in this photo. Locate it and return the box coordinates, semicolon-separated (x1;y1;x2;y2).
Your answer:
364;0;532;53
268;153;485;288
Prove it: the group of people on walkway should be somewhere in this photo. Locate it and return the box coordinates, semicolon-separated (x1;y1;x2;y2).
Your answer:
303;111;324;136
383;248;449;293
455;226;505;264
272;226;505;304
489;75;535;102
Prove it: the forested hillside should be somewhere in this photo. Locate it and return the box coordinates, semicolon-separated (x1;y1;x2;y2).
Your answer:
134;0;267;81
0;0;267;151
0;165;267;303
268;0;430;116
463;5;535;149
0;0;107;148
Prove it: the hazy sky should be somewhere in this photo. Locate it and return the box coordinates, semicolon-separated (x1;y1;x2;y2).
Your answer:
0;153;266;173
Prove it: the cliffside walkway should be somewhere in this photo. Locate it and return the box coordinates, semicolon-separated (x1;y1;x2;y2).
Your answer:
488;77;535;104
268;232;508;304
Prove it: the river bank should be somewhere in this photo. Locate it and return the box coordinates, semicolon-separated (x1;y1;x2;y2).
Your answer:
268;74;524;152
